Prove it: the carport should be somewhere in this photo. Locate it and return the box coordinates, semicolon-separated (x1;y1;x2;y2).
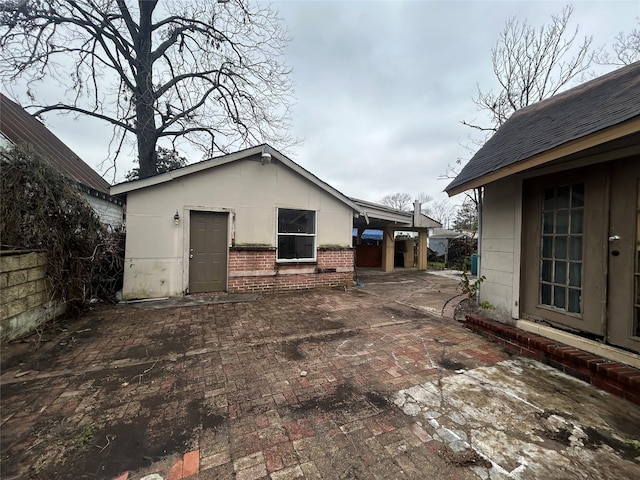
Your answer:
352;198;441;272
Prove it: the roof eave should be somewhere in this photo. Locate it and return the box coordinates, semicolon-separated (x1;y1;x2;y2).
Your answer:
110;145;365;216
446;116;640;197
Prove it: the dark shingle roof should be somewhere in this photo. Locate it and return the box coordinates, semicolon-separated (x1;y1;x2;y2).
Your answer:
446;61;640;194
0;94;110;194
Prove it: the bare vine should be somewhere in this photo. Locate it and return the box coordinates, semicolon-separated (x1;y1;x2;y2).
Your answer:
0;144;124;314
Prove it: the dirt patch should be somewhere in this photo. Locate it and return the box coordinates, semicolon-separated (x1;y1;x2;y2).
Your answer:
83;362;165;392
290;383;390;421
30;398;227;480
440;445;492;468
382;305;427;320
281;341;305;360
439;358;467;371
583;427;640;461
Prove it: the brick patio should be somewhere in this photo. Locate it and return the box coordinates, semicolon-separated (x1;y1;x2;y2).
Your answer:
1;270;639;479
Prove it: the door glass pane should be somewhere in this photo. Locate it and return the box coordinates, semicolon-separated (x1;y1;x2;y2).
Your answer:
557;186;570;209
569;262;582;287
568;288;581;313
555;237;567;259
569;237;582;261
539;183;584;315
543;189;555;210
556;211;569;234
571;184;584;208
554;286;566;309
554;261;567;283
571;210;584;234
541;260;552;282
541;283;552;305
542;237;553;258
543;212;554;234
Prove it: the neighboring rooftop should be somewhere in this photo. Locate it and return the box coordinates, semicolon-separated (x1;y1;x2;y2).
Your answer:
0;93;111;194
446;61;640;195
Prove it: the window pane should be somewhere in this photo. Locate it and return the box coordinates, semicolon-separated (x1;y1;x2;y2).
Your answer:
278;209;315;234
554;261;567;284
569;237;582;261
543;188;555;210
555;237;567;259
556;186;570;209
542;236;553;258
556;210;569;234
543;212;554;234
554;286;566;309
568;288;581;313
571;184;584;208
541;283;552;305
569;262;582;287
278;235;314;259
541;260;552;282
570;209;583;234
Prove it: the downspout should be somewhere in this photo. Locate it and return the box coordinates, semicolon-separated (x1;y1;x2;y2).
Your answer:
476;186;483;306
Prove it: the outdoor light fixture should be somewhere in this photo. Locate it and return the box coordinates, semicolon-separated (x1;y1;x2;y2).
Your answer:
174;210;180;225
261;146;272;165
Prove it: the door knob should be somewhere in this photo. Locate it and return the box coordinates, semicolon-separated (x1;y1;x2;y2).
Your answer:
189;254;194;259
608;235;620;242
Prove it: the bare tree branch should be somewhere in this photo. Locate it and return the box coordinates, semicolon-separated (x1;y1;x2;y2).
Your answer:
0;0;294;178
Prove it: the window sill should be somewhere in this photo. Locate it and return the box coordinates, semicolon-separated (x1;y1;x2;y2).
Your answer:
230;245;275;251
276;259;317;265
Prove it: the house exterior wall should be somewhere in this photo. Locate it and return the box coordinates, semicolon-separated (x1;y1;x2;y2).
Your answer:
84;193;123;229
122;159;354;298
479;177;522;321
228;247;353;292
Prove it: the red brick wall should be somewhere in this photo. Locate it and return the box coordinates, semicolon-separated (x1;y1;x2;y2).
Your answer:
228;247;354;293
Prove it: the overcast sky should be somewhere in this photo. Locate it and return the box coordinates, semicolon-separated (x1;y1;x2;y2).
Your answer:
13;0;640;207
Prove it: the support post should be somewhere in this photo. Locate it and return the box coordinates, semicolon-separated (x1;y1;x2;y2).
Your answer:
381;228;395;272
417;230;427;270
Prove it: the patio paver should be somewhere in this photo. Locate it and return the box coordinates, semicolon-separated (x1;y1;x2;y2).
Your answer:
1;270;639;479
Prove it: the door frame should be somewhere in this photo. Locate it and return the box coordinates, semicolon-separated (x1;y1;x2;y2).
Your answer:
520;164;609;336
182;206;234;294
606;157;640;351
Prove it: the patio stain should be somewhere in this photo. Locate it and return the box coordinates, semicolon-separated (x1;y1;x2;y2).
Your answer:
31;397;225;479
439;358;468;371
281;340;305;360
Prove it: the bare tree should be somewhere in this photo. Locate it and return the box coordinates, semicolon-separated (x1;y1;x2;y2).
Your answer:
415;192;434;216
597;20;640;66
0;0;293;179
380;192;413;211
431;200;456;229
464;5;594;133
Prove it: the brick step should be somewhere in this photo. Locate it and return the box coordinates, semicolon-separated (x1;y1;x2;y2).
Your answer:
464;313;640;406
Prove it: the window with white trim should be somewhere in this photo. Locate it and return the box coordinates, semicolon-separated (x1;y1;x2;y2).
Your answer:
277;208;316;261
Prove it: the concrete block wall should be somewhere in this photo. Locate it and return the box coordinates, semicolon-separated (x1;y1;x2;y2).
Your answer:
228;247;354;293
0;251;64;342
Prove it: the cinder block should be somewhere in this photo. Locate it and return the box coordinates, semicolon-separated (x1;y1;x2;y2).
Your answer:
27;266;46;282
7;270;28;287
0;255;22;273
1;284;23;304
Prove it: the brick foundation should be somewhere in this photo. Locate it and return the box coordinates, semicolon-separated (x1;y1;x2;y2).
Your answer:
228;247;354;293
464;313;640;405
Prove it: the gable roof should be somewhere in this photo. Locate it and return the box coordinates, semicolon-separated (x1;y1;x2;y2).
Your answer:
0;93;111;194
446;61;640;196
111;144;364;215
